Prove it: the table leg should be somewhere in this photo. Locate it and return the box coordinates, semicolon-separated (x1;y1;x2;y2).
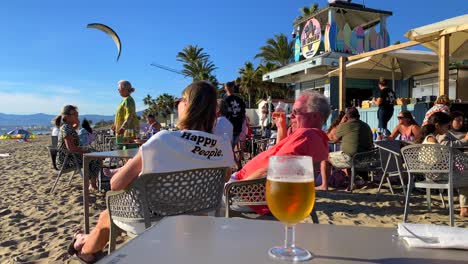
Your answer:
378;154;391;193
83;156;90;234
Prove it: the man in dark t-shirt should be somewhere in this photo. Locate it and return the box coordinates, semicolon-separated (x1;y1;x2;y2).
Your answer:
373;80;395;137
223;81;246;147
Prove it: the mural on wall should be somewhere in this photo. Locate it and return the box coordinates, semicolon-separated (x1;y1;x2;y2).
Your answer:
301;18;322;58
294;17;391;59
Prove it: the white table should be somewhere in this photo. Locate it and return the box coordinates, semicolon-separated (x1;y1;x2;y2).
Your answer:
98;215;468;264
83;149;138;233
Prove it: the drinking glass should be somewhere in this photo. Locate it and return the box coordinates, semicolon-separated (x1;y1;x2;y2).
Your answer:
266;155;315;262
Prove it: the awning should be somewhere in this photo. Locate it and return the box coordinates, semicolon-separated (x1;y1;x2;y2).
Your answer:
328;49;439;80
405;14;468;60
262;52;342;83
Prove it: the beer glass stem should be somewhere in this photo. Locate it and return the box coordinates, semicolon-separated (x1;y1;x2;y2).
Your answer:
284;224;296;249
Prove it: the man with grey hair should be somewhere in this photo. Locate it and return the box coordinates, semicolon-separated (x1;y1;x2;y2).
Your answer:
232;91;330;214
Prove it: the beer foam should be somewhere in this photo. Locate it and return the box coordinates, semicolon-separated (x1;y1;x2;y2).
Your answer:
267;177;314;183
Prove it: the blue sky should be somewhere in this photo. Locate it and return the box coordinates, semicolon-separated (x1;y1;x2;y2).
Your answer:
0;0;466;115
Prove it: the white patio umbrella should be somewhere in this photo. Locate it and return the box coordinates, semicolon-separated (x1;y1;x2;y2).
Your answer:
405;14;468;60
328;49;439;89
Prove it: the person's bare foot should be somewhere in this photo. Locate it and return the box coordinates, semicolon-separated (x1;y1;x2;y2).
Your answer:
73;232;88;252
460;208;468;218
316;185;328;191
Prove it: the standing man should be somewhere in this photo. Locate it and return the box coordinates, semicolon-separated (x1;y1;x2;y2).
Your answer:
373;79;395;137
223;81;246;148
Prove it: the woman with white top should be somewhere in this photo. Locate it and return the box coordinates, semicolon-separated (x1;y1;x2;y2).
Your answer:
416;112;468;218
68;81;234;262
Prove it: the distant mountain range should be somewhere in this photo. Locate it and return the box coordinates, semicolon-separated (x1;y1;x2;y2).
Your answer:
0;113;115;128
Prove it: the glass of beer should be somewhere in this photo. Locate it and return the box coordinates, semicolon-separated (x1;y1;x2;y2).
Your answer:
266;155;315;262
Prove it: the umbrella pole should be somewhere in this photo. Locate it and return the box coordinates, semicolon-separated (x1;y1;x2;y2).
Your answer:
438;35;449;97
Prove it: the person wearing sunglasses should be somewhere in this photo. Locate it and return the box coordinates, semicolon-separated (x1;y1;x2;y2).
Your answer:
231;91;330;215
68;81;234;262
388;111;421;142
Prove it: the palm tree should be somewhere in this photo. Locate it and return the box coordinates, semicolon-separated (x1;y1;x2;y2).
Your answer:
144;93;175;118
176;45;209;65
238;61;260;108
176;44;218;83
255;34;294;67
296;3;319;22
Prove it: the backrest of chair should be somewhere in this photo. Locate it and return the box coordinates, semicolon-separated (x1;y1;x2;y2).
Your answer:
352;148;381;169
47;146;59;170
140;167;228;218
225;178;267;208
401;144;452;180
51;136;58;147
377;141;404;173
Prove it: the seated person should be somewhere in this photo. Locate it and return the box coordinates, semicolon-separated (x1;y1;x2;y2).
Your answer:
79;119;96;147
145;114;161;137
449;111;467;139
327;111;345;151
55;105;101;190
436;111;468;147
320;107;373;191
416;112;468;217
68;81;234;262
233;91;330;214
388;111;421;142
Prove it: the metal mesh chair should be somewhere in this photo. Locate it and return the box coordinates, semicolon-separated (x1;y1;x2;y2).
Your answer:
224;178;319;224
401;144;468;226
47;146;83;193
349;148;382;192
106;167;229;253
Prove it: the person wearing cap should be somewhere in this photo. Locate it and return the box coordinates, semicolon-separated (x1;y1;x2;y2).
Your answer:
319;107;373;191
372;79;396;138
112;80;139;147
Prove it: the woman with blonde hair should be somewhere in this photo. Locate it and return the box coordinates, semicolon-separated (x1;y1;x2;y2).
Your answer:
112;80;139;147
422;94;451;126
68;81;234;262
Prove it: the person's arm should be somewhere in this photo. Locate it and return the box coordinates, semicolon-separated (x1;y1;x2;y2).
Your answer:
437;133;468;147
388;125;401;140
332;118;347;143
275;114;287;143
64;135;87;154
244;167;268;180
224;168;233;182
110;151;143;191
412;125;421;141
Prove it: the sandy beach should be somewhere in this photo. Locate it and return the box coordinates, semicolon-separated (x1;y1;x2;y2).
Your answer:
0;135;467;263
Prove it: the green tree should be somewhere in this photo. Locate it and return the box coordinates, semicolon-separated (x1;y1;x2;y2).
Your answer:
144;93;176;119
176;44;218;84
255;34;294;67
296;3;319;22
238;61;261;108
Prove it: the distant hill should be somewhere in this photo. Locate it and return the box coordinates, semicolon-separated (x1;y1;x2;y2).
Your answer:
0;113;114;128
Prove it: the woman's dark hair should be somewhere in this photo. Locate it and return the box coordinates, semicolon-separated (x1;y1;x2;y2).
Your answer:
178;81;218;133
416;112;452;143
450;111;464;119
400;111;419;126
327;111;345;134
82;119;93;134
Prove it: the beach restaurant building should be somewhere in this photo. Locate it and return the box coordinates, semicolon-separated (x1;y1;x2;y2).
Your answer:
263;1;467;129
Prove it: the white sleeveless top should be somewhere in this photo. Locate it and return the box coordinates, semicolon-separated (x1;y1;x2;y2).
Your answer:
422;133;437;144
115;129;234;235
